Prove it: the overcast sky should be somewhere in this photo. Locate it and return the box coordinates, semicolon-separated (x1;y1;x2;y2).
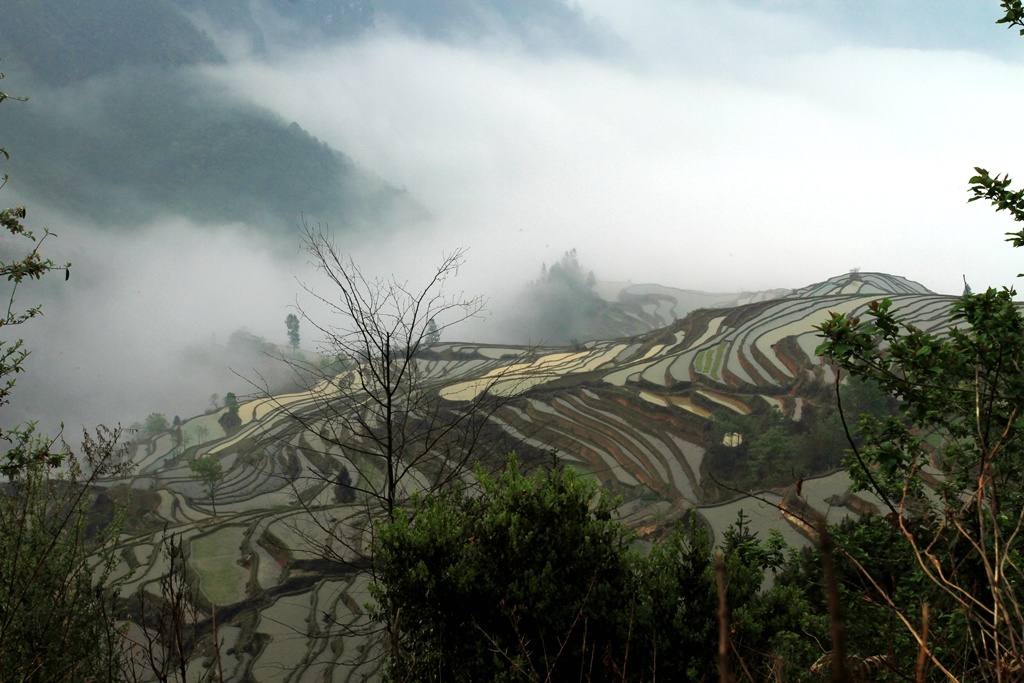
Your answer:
9;0;1024;432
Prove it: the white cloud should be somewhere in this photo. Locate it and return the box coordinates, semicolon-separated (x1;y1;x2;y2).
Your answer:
204;2;1024;301
10;0;1024;430
6;213;306;432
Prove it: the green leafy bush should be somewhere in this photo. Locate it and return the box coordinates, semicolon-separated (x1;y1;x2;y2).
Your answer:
371;456;807;682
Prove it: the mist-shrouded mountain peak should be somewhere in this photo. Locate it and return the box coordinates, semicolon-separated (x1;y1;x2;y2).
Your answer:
0;0;616;236
501;256;937;346
174;0;614;58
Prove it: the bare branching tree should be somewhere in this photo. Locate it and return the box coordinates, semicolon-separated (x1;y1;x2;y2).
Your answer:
298;224;484;519
127;534;223;683
246;222;534;576
222;223;549;676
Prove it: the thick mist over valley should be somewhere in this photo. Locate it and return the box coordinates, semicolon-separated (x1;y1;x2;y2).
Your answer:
3;0;1024;434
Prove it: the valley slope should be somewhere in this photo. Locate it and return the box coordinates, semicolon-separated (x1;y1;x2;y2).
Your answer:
108;270;952;682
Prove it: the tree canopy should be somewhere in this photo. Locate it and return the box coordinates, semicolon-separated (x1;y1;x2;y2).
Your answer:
371;456;806;682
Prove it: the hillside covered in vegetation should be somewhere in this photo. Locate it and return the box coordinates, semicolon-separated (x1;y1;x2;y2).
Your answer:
88;269;959;681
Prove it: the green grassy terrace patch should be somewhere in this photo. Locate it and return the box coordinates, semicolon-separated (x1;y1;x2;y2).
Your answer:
190;525;249;606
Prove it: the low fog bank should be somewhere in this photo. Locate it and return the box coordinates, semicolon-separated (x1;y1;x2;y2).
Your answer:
0;205;508;437
2;212;311;435
487;249;606;346
0;66;421;235
206;4;1024;304
8;0;1024;437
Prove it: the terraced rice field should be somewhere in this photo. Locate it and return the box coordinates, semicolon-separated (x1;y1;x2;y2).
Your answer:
104;272;971;681
190;526;250;605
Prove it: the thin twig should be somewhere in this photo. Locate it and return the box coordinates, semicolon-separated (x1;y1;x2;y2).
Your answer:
715;551;733;683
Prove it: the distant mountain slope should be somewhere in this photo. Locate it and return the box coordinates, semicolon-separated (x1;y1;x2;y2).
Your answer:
591;281;793;338
582;272;932;340
4;72;415;228
501;251;794;346
1;0;224;86
172;0;613;56
791;271;933;297
0;0;610;231
98;271;957;679
0;2;387;230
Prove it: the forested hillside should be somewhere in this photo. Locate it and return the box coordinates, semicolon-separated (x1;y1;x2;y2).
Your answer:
1;1;362;229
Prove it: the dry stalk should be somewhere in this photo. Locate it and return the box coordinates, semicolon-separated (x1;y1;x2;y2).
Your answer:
715;551;733;683
819;523;852;683
917;602;930;683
